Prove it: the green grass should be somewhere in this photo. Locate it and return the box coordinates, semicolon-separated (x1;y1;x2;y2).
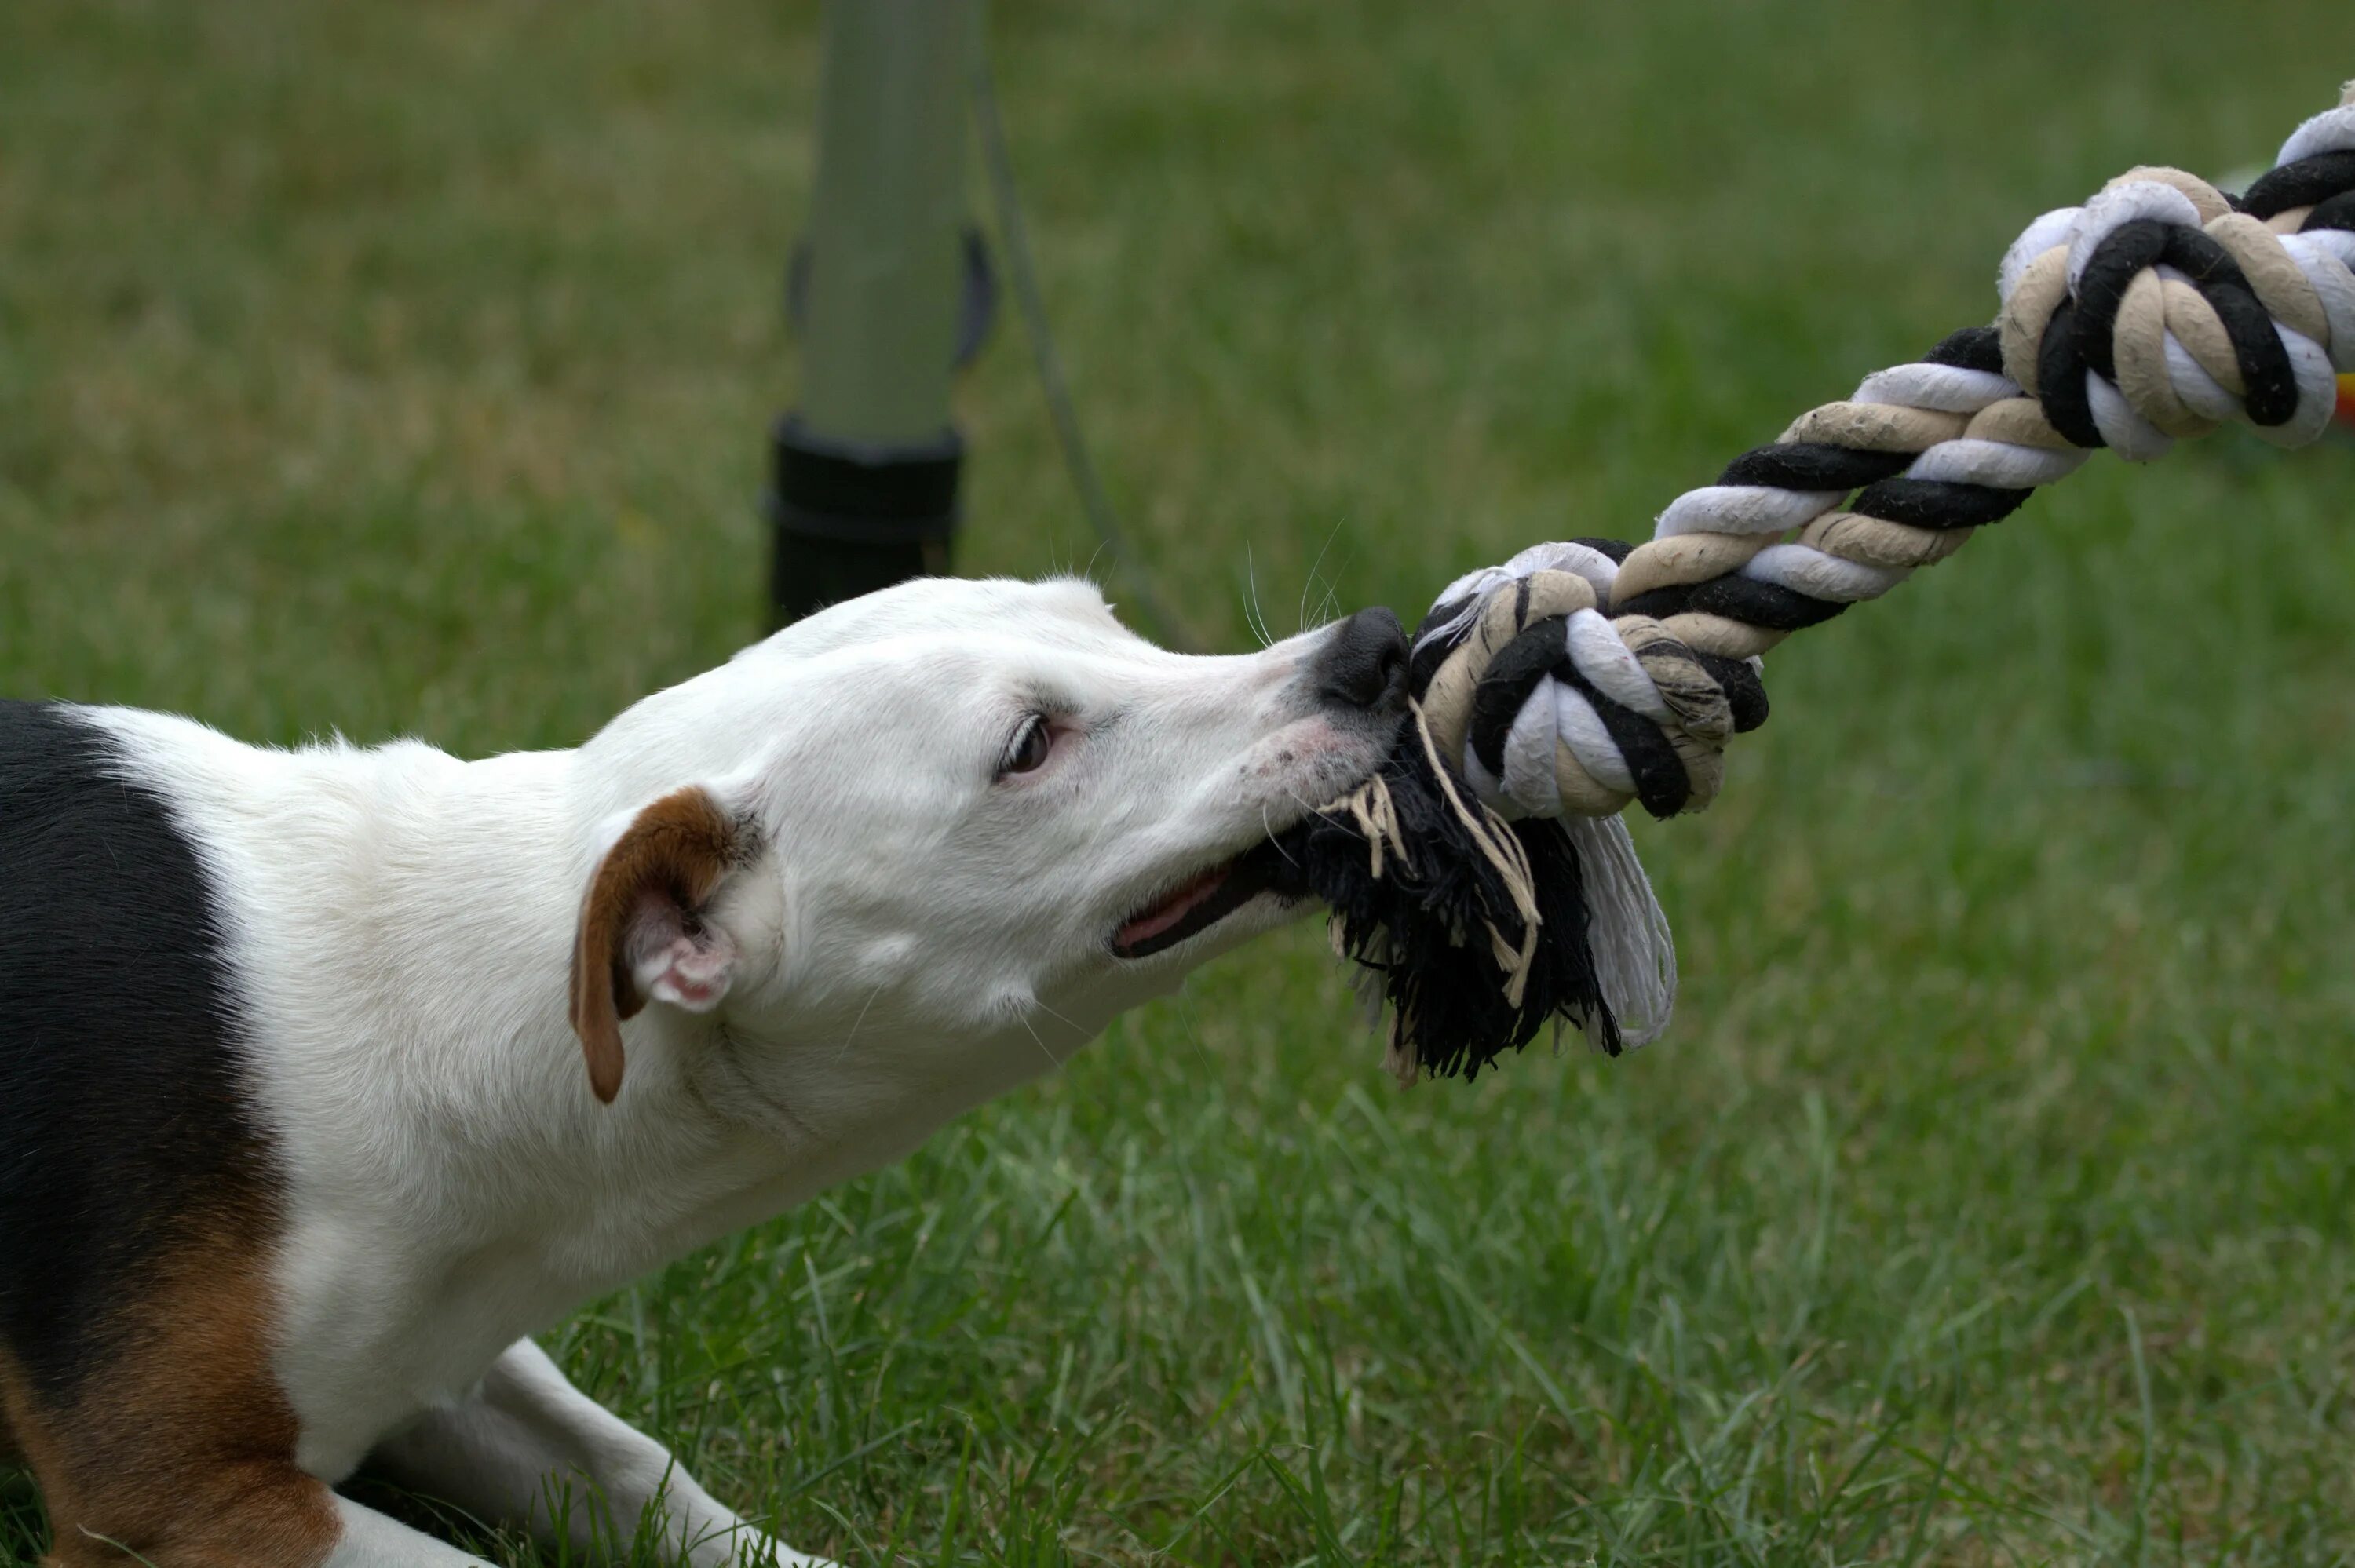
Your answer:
6;2;2355;1562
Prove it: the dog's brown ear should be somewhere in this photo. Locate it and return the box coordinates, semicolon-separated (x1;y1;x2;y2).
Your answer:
569;785;747;1104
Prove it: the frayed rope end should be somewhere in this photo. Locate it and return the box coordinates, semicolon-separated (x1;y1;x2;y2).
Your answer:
1272;702;1676;1083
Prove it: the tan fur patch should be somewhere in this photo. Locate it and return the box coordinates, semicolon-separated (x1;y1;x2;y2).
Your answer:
0;1237;338;1568
569;785;742;1103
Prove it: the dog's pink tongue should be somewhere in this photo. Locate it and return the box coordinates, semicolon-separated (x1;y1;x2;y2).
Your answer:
1117;866;1230;948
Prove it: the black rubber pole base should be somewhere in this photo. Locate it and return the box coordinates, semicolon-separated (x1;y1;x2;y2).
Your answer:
765;414;963;627
769;531;952;626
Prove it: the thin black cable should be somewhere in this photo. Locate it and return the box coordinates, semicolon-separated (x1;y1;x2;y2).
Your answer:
970;39;1200;651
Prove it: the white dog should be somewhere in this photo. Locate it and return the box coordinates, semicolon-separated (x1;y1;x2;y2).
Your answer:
0;575;1407;1566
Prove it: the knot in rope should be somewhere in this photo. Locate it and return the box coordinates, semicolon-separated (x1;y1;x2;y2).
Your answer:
1408;542;1769;822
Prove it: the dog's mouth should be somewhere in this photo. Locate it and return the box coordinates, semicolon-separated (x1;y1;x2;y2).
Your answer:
1109;840;1302;961
1108;727;1398;962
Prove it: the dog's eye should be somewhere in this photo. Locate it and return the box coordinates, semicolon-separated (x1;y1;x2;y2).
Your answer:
1000;714;1053;776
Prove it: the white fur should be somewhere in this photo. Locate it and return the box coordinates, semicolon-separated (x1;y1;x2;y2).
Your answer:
85;575;1396;1564
325;1497;490;1567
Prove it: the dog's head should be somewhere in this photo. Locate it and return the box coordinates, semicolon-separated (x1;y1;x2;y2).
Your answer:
564;576;1405;1112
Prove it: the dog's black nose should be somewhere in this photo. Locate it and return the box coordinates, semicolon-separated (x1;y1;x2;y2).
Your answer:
1314;607;1408;713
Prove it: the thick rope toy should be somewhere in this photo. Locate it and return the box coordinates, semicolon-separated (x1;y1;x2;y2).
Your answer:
1271;84;2355;1085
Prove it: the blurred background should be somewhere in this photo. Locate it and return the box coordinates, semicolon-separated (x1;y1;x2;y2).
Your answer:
5;3;2355;1563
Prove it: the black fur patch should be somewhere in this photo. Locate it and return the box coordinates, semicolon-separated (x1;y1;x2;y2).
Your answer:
0;702;282;1404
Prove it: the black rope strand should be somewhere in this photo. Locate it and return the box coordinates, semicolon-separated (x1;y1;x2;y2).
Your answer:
2239;148;2355;219
1269;725;1620;1081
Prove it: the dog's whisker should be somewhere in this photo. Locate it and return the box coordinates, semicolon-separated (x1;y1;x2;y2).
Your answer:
1242;545;1275;650
1281;785;1358;844
1080;535;1112;588
832;981;889;1065
1011;1009;1061;1075
1029;996;1083;1035
1262;802;1304;869
1296;516;1349;635
1314;580;1345;629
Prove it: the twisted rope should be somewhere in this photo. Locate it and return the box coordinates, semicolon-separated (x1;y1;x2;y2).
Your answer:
1415;88;2355;830
1305;84;2355;1081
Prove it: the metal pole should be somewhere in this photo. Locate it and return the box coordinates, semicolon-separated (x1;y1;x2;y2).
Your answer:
767;0;980;624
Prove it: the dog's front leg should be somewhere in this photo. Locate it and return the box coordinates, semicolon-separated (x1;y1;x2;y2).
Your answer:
366;1339;830;1567
326;1496;501;1566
